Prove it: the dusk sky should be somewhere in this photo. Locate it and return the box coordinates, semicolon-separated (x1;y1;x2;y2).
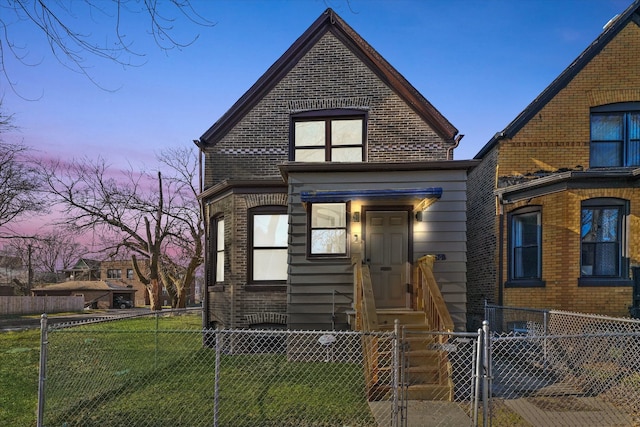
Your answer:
1;0;635;233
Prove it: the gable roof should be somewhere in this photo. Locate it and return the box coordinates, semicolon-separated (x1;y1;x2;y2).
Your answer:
475;0;640;159
198;8;458;146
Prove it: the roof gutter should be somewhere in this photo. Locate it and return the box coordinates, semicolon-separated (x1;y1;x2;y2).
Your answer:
447;133;464;160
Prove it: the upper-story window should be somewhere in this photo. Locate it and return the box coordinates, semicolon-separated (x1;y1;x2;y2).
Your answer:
291;110;366;162
590;103;640;168
579;198;630;286
126;269;134;280
506;206;543;287
107;269;122;279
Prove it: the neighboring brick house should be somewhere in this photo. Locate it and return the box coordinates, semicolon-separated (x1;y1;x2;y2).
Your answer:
467;1;640;329
100;259;151;307
196;9;477;331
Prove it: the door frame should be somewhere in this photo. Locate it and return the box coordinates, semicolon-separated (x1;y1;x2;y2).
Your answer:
361;205;414;307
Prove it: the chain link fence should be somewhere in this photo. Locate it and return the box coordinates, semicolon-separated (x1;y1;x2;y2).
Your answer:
37;310;400;427
39;306;640;426
487;304;640;426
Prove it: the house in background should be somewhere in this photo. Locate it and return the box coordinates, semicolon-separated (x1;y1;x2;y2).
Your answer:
32;280;136;309
63;258;101;281
196;8;477;333
0;252;27;295
100;259;151;307
467;0;640;329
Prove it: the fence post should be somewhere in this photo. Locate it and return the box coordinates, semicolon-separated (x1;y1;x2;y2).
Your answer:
36;314;48;427
482;320;491;427
473;327;482;427
213;329;221;427
391;319;400;427
543;310;548;367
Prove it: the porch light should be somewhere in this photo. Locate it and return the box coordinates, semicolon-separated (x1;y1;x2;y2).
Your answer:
352;212;360;222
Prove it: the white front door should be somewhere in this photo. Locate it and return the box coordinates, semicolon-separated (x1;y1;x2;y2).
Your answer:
365;210;409;308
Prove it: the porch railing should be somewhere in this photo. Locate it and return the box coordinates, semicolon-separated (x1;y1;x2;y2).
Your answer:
414;255;454;332
352;253;378;332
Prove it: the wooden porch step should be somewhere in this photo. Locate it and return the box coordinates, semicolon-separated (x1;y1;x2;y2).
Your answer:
406;383;454;401
377;310;426;328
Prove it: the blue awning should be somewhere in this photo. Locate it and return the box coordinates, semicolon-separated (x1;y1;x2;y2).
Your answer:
300;187;443;203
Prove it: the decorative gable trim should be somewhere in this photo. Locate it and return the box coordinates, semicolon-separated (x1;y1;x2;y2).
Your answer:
288;97;371;113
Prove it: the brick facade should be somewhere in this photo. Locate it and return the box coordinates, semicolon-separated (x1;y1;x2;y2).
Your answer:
468;15;640;323
201;14;462;329
204;32;452;188
100;259;149;307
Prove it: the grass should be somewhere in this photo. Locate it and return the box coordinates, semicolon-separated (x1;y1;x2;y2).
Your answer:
0;328;40;427
1;313;377;427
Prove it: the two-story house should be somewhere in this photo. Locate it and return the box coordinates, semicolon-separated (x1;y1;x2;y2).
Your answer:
196;9;477;332
467;0;640;329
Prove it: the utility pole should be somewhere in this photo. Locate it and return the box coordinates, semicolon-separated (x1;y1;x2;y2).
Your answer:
27;243;33;292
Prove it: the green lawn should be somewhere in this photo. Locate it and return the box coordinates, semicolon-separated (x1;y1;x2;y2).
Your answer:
1;314;376;426
0;328;40;427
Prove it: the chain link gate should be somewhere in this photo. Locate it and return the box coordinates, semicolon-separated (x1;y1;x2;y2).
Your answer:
398;326;486;427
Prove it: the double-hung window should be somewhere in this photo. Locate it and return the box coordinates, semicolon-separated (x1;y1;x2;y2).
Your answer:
212;216;224;283
507;207;543;287
308;202;349;257
292;110;365;162
590;103;640;167
580;198;629;285
249;207;288;284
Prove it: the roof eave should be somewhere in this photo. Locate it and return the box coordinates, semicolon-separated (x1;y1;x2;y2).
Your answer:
475;0;640;159
199;8;459;147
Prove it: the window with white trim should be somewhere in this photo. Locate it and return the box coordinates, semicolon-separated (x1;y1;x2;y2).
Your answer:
213;217;224;283
308;202;348;257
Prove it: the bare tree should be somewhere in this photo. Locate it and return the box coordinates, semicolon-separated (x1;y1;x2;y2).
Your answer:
0;108;45;229
156;146;204;308
0;0;214;92
5;229;85;286
39;149;203;310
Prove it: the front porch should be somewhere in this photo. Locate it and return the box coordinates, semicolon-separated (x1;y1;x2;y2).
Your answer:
351;253;457;401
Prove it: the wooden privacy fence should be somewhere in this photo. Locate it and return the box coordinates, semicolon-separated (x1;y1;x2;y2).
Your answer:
0;296;84;315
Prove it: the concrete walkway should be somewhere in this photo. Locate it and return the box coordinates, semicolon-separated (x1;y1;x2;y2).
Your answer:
369;400;472;426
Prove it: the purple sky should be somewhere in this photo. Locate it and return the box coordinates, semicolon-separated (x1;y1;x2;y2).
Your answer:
1;0;634;234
